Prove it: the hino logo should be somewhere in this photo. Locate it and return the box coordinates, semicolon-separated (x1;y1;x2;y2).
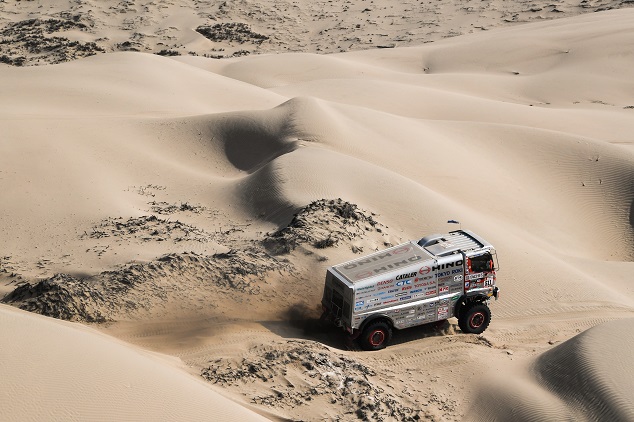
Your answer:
431;260;463;272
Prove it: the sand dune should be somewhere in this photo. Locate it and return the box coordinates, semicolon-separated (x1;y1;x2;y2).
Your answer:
2;4;634;421
466;318;634;421
0;304;268;421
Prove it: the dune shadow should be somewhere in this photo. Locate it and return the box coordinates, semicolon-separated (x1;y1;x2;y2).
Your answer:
222;122;297;173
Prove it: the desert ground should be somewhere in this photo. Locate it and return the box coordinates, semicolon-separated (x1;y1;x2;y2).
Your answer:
2;1;634;421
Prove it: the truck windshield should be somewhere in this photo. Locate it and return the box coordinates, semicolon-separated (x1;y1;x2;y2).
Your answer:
470;253;493;272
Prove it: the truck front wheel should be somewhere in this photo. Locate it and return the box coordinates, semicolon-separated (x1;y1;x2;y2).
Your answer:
458;303;491;334
359;321;392;351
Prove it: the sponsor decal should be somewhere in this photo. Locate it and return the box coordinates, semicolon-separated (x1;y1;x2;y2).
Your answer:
419;266;432;275
392;246;412;254
396;279;412;287
354;271;375;279
395;292;408;297
401;286;412;291
431;260;464;272
454;275;463;282
437;271;450;277
466;272;485;281
414;279;436;288
412;293;425;299
368;297;379;303
387;288;399;293
396;272;417;281
465;282;470;288
410;288;423;294
426;289;437;296
439;286;449;294
399;295;412;301
383;299;398;304
355;301;364;306
438;306;449;318
377;279;393;286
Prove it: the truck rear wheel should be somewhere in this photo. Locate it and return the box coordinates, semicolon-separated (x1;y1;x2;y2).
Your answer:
359;321;392;351
458;303;491;334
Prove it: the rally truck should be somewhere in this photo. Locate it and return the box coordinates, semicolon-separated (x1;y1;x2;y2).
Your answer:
321;229;499;350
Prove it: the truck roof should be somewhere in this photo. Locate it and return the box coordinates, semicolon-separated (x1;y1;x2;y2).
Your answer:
330;230;493;285
331;241;431;284
419;229;492;257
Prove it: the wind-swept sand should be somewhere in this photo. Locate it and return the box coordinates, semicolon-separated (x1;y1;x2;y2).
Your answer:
0;305;269;421
2;3;634;421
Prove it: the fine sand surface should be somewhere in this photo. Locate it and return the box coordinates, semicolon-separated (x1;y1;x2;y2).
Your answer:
2;3;634;421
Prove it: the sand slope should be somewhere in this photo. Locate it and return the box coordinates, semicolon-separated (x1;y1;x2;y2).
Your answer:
2;6;634;421
465;318;634;421
0;304;267;421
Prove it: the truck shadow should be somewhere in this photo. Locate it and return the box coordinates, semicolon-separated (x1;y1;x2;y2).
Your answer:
261;318;459;351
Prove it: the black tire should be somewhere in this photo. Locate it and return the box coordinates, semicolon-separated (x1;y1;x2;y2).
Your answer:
458;302;491;334
318;310;329;328
358;321;392;351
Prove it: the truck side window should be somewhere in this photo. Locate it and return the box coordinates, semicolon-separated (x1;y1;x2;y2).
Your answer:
471;253;492;272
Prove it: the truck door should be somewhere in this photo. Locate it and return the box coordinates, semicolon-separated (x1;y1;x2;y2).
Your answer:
434;255;465;320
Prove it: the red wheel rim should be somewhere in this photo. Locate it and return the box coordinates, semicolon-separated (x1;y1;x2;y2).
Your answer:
369;330;385;347
470;312;485;329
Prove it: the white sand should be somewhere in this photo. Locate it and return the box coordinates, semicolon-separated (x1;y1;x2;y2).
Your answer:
1;2;634;421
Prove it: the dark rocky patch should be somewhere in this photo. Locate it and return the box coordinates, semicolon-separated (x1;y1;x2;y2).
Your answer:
263;199;385;254
202;340;422;420
196;22;269;44
0;18;105;66
2;249;292;321
84;215;213;243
